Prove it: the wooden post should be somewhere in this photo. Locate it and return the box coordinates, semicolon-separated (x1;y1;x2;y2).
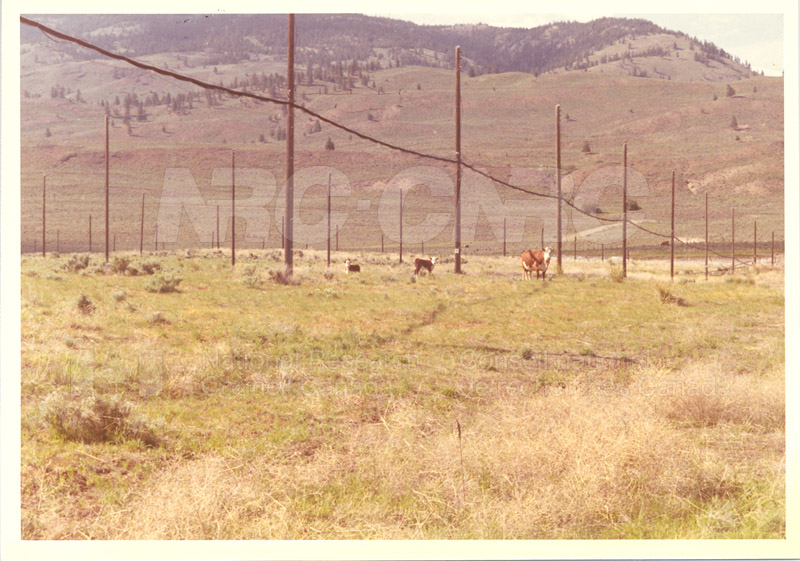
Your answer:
154;223;158;251
753;220;757;265
285;13;295;277
105;115;110;262
399;188;403;264
216;204;220;249
454;45;462;274
231;149;236;267
670;170;675;280
42;175;46;257
503;218;506;256
771;231;775;266
731;208;735;273
556;104;562;271
140;193;145;256
89;214;92;253
113;234;116;253
422;241;425;255
327;173;331;267
601;243;604;262
56;230;60;254
573;235;577;260
381;234;384;253
281;216;285;250
336;225;339;251
622;142;627;278
541;225;544;250
705;192;709;281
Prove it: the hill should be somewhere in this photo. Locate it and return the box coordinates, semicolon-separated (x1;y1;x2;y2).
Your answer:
21;14;757;85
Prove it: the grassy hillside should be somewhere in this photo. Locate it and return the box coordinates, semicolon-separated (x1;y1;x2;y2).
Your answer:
20;63;784;255
21;251;784;539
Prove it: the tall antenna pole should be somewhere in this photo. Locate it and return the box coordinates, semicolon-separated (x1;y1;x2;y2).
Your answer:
105;115;110;263
231;149;236;267
556;104;562;272
284;13;295;277
327;173;331;267
622;142;628;279
42;175;46;257
670;170;675;280
454;45;462;274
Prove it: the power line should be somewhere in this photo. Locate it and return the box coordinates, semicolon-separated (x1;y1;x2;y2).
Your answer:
19;16;773;268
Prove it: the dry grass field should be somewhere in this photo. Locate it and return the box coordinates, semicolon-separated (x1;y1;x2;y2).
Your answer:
20;250;784;539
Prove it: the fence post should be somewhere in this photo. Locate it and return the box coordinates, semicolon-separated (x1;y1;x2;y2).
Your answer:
601;243;604;262
336;225;339;252
454;45;462;274
381;234;384;253
281;216;285;250
670;171;675;280
771;231;775;266
105;114;110;263
327;173;331;267
422;241;424;255
284;13;295;278
216;204;220;249
113;234;116;253
140;193;145;256
622;142;627;279
89;214;92;253
154;223;158;251
42;174;46;257
573;235;576;260
556;104;562;272
731;208;735;274
503;218;506;257
399;188;403;264
231;149;236;267
753;220;757;265
705;192;709;281
56;230;60;254
541;225;544;250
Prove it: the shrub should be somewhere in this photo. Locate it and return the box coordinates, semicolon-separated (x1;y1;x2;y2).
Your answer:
41;390;161;446
140;259;162;275
726;83;735;97
148;311;170;325
581;141;591;153
657;286;688;306
520;347;534;360
323;271;335;281
62;254;90;272
112;290;127;302
607;263;624;283
76;294;95;315
112;256;131;275
145;272;182;293
241;265;263;289
626;199;641;211
324;137;335;151
730;115;738;129
268;269;300;286
127;266;140;276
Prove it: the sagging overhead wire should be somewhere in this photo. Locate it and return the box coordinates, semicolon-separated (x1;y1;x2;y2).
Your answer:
21;16;757;266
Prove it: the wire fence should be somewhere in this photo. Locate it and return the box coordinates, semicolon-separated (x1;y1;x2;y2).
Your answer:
20;16;785;274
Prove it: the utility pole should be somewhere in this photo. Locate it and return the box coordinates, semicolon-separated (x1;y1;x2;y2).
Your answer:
284;14;296;277
454;46;462;274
